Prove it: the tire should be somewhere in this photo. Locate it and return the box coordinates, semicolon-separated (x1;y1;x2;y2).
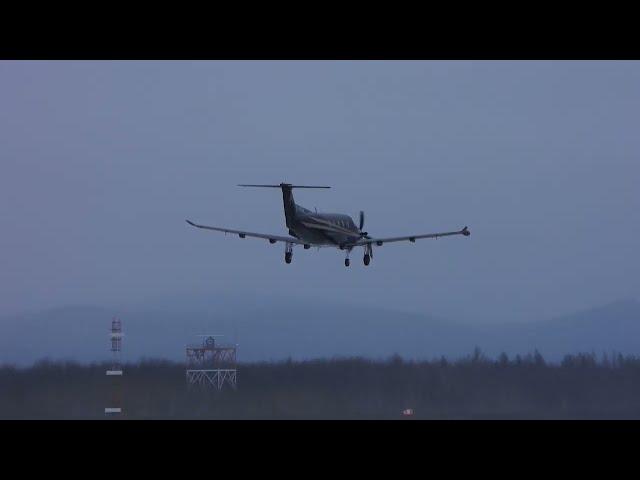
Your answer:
363;254;370;266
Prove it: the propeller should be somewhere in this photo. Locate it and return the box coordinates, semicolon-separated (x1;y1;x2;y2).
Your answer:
358;210;370;239
357;210;373;262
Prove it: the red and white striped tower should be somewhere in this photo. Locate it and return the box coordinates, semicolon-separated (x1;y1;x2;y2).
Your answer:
105;317;123;416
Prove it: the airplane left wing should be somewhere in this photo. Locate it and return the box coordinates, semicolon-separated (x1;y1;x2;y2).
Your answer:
350;226;470;246
186;220;307;245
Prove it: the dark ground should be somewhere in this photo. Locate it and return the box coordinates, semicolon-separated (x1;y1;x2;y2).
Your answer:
2;350;640;419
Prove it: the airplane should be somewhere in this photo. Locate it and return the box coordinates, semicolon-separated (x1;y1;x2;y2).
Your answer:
186;183;470;267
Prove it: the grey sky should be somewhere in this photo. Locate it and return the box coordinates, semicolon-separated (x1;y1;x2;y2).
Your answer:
1;61;638;323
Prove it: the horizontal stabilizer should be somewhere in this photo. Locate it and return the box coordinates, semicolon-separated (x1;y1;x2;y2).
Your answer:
238;183;330;189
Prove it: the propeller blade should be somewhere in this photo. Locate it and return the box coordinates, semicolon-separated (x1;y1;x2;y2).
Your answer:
359;210;365;231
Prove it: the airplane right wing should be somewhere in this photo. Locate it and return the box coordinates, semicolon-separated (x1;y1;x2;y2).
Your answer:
350;226;470;246
186;220;307;245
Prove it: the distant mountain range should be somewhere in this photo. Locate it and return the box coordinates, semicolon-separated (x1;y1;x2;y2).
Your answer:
1;296;639;365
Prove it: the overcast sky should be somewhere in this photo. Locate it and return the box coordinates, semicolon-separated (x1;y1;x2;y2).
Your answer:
1;60;638;323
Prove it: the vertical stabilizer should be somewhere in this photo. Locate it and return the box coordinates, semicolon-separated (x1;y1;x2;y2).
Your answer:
237;183;330;229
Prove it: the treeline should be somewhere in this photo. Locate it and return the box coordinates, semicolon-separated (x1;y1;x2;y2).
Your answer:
2;350;640;419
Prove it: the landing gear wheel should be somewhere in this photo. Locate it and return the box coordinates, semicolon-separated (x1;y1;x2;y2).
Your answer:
285;252;292;264
344;258;350;267
363;254;370;266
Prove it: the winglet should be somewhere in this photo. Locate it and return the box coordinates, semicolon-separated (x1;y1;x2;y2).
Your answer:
461;226;470;236
186;219;198;227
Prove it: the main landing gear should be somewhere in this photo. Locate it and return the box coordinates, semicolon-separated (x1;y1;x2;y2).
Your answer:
363;243;373;266
284;242;293;264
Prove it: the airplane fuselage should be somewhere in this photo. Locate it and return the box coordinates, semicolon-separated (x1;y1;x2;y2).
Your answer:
280;185;361;246
289;206;361;246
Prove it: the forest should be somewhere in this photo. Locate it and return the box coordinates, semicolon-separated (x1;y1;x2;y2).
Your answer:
2;349;640;419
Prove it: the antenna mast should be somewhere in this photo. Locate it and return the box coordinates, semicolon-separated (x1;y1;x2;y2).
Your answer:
105;317;123;416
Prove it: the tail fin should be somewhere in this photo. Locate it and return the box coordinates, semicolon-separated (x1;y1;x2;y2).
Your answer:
238;183;330;229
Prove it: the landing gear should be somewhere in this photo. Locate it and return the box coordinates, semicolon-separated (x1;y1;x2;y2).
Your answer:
345;258;350;267
363;243;373;266
284;242;293;264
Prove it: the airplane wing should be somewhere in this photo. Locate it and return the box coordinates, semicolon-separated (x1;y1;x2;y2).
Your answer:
350;226;470;246
186;220;307;245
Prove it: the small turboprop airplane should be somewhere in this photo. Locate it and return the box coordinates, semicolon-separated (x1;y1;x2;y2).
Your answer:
186;183;470;267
